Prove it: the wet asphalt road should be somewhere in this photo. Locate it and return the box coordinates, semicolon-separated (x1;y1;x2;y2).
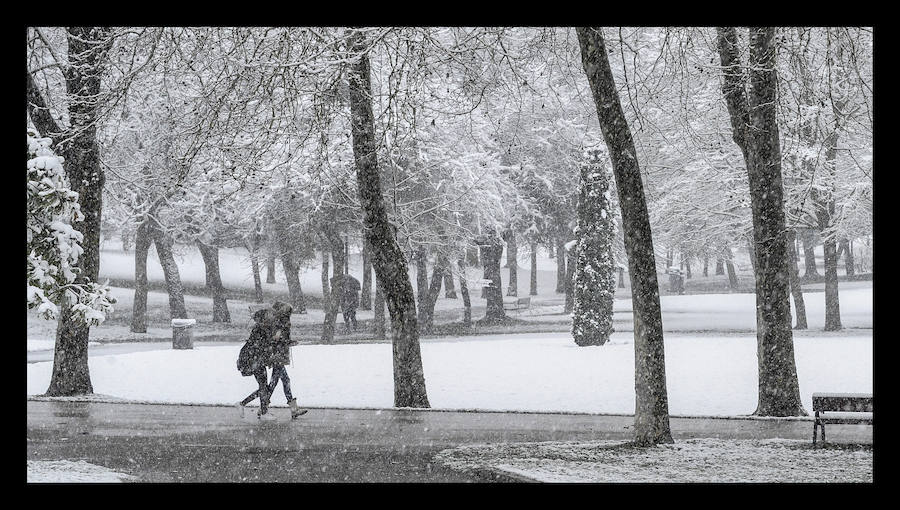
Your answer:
26;400;873;483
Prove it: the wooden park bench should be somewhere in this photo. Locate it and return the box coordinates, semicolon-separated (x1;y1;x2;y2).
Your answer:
503;296;531;314
812;392;873;445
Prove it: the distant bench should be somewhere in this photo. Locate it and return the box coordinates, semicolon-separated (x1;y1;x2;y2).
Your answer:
503;296;531;313
812;392;873;445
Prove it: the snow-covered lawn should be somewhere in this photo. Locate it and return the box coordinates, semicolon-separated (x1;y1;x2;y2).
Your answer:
27;460;136;483
26;331;871;416
435;438;873;483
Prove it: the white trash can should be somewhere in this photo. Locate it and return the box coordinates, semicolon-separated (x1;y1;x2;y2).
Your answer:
171;318;196;350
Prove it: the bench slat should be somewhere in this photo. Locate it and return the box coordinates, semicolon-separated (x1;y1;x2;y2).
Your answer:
812;394;873;413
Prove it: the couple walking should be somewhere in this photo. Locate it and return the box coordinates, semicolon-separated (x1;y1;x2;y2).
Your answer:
236;300;307;421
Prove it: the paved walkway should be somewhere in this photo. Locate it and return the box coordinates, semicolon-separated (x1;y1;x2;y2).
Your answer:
26;400;872;483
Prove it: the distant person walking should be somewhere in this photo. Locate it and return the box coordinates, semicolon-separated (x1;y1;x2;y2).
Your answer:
340;274;361;333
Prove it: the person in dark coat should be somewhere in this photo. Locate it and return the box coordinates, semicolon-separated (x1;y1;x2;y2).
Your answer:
340;274;361;333
236;308;276;420
236;302;307;419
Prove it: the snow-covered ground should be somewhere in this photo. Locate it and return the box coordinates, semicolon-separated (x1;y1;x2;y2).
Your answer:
27;460;136;483
26;330;871;416
435;438;872;483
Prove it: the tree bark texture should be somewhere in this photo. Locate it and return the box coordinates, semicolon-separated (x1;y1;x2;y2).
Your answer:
578;27;674;444
249;233;264;303
373;273;386;339
458;258;472;327
724;245;739;289
151;226;188;320
503;229;518;296
280;247;307;314
415;246;429;318
131;220;152;333
361;240;372;309
266;254;277;283
564;241;576;314
418;258;445;333
801;229;819;278
321;229;345;343
197;242;231;323
555;237;567;293
786;230;808;330
530;243;538;296
478;233;507;323
348;31;429;408
717;26;805;416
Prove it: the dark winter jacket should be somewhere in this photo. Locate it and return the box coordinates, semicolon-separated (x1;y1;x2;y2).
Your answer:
340;275;361;311
267;301;294;366
237;309;273;376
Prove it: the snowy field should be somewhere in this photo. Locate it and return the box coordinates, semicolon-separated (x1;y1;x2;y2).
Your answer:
435;438;873;483
27;331;871;416
27;460;136;483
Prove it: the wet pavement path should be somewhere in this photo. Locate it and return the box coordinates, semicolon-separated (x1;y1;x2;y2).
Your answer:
27;400;873;482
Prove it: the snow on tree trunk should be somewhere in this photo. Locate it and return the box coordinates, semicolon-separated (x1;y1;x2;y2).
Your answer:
530;243;538;296
151;227;188;320
321;229;344;344
197;242;230;323
801;229;819;278
477;231;507;323
348;31;429;408
717;26;805;416
458;258;472;327
131;220;152;333
503;229;518;296
572;149;616;347
361;240;372;310
555;236;567;293
786;230;808;330
577;26;674;445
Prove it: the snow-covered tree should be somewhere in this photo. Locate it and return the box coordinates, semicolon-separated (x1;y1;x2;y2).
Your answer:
27;130;116;326
572;148;616;347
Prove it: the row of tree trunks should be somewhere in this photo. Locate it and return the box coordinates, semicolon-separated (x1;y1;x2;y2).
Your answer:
348;30;429;408
577;26;673;445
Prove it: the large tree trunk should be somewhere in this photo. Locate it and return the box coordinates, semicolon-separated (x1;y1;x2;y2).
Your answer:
800;229;819;278
478;232;507;323
348;31;429;408
443;266;458;299
503;229;518;296
703;255;709;277
840;239;855;276
458;258;472;327
415;246;429;316
786;230;808;330
266;254;276;283
197;242;230;323
151;227;188;320
555;236;567;293
715;257;725;275
530;243;538;296
29;27;112;396
361;240;372;309
578;26;674;445
717;26;805;416
131;220;152;333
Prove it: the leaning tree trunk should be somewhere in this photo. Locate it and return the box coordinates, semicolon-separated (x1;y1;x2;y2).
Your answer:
840;239;855;276
248;233;264;303
266;254;277;283
815;131;842;332
151;227;188;320
348;31;429;408
715;257;725;275
280;249;307;314
786;229;808;330
28;27;112;396
555;236;567;293
197;241;231;323
572;150;616;347
131;219;152;333
418;258;445;333
477;233;507;323
724;245;739;290
578;26;674;445
530;242;538;296
458;258;472;327
361;240;372;310
717;26;805;416
503;229;518;296
443;266;458;299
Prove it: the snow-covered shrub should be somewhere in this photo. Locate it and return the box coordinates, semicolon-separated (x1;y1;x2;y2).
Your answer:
572;148;616;347
26;129;115;326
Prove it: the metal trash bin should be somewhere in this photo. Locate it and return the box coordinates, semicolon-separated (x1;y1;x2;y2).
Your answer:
171;318;196;349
